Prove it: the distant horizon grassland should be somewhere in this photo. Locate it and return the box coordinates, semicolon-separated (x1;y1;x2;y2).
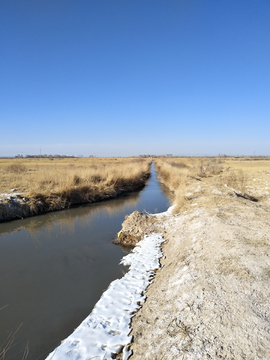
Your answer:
0;157;152;207
154;157;270;213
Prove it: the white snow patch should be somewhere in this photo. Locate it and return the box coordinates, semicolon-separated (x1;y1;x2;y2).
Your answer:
154;205;174;217
45;233;165;360
0;192;21;199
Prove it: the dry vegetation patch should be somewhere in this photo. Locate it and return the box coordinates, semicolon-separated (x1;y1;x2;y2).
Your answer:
0;158;151;221
154;157;270;213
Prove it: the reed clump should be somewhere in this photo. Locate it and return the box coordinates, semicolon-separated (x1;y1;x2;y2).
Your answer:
0;158;151;213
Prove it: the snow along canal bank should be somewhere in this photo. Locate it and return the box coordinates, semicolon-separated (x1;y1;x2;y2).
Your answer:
45;217;169;360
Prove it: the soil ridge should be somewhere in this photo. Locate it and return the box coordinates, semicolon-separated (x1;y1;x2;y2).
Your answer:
114;211;162;247
117;182;270;359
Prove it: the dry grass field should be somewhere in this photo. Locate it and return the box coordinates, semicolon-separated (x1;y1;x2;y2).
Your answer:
155;157;270;213
0;157;151;221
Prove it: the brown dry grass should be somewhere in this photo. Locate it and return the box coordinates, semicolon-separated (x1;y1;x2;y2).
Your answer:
219;169;247;193
155;157;223;213
155;159;190;212
219;158;270;197
155;157;270;213
0;158;151;209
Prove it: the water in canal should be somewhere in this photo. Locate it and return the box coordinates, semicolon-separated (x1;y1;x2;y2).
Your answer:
0;164;170;359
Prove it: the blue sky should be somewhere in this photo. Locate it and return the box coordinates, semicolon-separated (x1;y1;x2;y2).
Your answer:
1;0;269;156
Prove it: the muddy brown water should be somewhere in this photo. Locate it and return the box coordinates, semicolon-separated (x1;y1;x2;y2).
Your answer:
0;164;170;360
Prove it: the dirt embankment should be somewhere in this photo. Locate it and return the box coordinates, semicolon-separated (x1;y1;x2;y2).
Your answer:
115;211;162;247
0;184;148;223
117;175;270;359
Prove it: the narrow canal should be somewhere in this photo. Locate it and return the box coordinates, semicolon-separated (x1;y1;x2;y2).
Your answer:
0;164;170;359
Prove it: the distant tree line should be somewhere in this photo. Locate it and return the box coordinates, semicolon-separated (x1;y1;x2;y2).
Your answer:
10;154;270;159
138;154;172;158
15;154;83;159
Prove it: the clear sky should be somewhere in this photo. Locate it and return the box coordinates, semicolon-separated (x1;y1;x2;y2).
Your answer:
1;0;269;157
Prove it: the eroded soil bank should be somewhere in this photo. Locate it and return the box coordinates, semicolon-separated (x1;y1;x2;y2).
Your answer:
0;183;149;223
118;180;270;359
114;211;162;247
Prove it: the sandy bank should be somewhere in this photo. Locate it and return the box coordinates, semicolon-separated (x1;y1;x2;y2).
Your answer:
123;180;270;359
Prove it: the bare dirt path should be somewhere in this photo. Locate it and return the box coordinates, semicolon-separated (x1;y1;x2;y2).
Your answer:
128;179;270;359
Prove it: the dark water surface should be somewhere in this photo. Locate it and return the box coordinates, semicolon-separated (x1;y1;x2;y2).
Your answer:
0;164;170;360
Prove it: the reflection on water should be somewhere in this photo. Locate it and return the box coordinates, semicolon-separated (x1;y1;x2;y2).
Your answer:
0;191;141;239
0;164;170;359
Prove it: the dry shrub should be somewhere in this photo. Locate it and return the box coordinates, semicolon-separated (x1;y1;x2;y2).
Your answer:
221;169;247;194
194;159;223;178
